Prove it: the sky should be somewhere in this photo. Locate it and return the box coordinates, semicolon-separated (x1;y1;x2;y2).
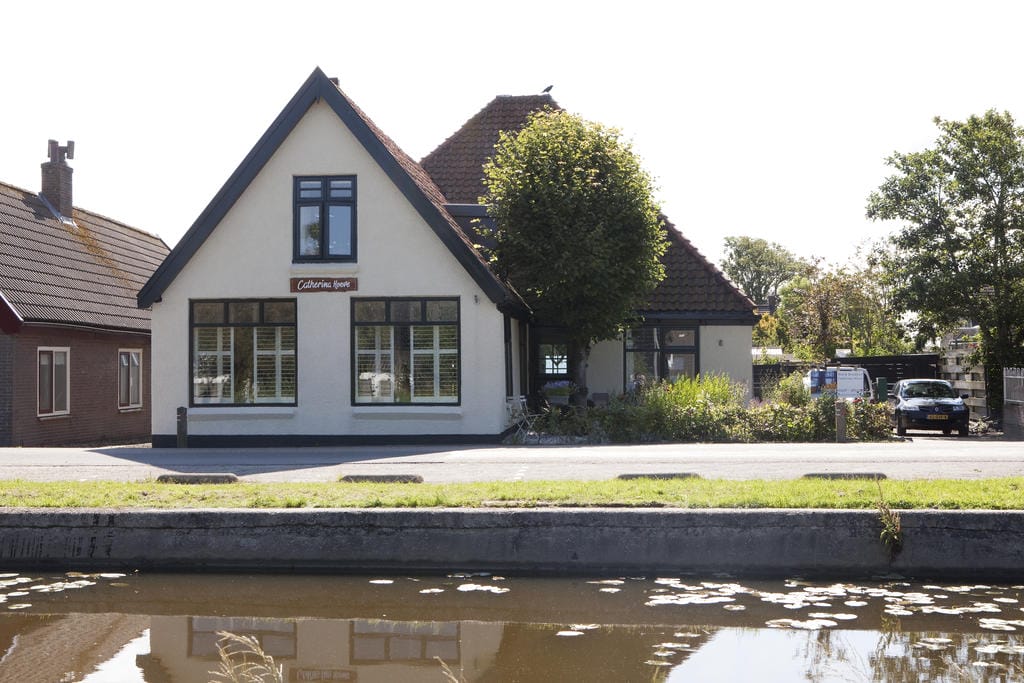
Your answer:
5;0;1024;268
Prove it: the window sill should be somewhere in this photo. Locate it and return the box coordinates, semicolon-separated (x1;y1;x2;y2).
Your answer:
188;407;297;420
37;413;70;421
352;406;463;421
118;406;144;413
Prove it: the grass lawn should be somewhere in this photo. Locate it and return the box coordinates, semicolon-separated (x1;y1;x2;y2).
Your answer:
0;477;1022;510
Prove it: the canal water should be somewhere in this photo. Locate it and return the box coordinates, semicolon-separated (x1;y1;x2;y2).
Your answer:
2;571;1024;682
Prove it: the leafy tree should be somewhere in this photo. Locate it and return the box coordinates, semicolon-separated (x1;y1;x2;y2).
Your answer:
482;109;667;399
721;236;809;304
776;262;911;360
867;110;1024;410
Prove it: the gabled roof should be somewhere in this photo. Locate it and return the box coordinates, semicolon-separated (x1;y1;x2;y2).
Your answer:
0;180;168;334
419;93;757;321
138;68;526;314
421;94;557;203
650;218;757;319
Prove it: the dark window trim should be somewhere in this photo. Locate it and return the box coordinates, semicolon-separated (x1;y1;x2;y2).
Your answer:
350;297;461;406
292;175;357;262
188;298;298;408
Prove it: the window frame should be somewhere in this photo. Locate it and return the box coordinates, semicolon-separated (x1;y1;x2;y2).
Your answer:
189;299;298;407
351;297;461;406
37;346;70;417
293;175;357;262
624;324;699;387
117;348;144;410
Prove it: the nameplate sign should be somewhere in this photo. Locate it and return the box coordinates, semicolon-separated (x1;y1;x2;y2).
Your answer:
290;669;356;681
290;277;358;293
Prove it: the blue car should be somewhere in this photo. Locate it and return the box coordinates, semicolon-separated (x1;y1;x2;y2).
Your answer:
889;379;970;437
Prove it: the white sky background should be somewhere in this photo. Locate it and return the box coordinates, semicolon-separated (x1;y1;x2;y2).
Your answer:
4;0;1024;267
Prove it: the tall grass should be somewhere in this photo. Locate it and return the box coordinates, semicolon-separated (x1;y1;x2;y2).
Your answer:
209;631;282;683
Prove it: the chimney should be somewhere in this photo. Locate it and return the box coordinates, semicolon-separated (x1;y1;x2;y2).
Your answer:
41;139;75;219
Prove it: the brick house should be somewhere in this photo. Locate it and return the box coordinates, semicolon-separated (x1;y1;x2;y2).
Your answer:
138;69;754;446
0;141;169;445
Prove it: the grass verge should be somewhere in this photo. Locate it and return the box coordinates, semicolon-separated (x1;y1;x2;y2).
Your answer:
0;477;1022;510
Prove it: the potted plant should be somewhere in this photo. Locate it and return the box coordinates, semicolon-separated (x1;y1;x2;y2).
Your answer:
542;380;575;405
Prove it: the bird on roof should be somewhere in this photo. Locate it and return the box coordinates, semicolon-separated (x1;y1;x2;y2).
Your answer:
542;85;553;94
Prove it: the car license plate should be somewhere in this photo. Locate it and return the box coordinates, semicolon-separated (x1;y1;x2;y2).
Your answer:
927;414;949;421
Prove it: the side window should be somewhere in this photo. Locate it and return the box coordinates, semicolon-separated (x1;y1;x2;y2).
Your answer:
118;349;143;409
294;176;356;261
38;347;70;416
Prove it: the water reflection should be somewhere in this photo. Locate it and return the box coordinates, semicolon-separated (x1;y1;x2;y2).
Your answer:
1;572;1024;681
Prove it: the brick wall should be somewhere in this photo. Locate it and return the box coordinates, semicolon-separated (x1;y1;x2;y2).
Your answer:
12;326;152;446
0;334;12;446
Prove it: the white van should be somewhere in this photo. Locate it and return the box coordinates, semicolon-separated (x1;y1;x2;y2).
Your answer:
804;366;874;400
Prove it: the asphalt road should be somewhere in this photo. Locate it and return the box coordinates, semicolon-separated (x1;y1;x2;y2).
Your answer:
0;433;1019;483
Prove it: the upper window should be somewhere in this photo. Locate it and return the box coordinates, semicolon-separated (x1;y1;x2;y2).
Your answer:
191;300;297;406
352;298;459;404
294;176;356;261
118;349;143;409
38;347;69;416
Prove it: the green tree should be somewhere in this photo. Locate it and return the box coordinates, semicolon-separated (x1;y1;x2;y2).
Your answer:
721;236;809;304
776;263;911;360
482;109;668;399
867;110;1024;411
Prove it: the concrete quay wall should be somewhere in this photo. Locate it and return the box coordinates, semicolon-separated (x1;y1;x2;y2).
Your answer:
0;508;1021;579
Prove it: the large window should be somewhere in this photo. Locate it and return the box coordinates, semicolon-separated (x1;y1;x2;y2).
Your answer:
625;326;697;387
118;349;142;409
353;298;459;404
294;176;356;261
38;347;69;416
191;300;297;406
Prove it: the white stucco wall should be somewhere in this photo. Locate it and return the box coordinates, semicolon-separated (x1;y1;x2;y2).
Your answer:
700;325;754;401
587;338;624;398
584;324;754;401
150;101;509;439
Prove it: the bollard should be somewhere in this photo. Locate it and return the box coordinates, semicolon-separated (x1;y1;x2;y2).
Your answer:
176;406;188;449
835;399;847;443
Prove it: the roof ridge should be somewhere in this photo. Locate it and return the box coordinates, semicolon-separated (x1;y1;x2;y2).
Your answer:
0;178;167;246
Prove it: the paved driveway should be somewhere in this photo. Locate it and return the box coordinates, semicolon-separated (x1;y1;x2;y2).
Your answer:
0;434;1018;483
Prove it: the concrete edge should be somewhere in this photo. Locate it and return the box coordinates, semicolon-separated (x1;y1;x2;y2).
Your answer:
0;508;1019;579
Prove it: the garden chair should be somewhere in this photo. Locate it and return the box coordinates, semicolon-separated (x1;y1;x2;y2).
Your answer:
506;395;540;443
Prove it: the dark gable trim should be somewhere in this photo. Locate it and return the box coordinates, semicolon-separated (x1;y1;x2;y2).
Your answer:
139;67;517;311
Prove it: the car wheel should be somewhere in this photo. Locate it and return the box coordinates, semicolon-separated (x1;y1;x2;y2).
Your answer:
896;413;906;436
958;425;969;437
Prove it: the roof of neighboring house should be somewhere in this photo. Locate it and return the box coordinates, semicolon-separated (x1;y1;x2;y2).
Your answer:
138;68;527;315
0;180;168;334
421;94;556;203
419;94;756;321
650;219;757;317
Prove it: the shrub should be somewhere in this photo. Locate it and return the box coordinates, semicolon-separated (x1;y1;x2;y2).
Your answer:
847;400;893;441
763;370;812;407
526;373;892;444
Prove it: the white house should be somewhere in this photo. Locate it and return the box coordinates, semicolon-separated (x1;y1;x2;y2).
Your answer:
138;68;754;446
